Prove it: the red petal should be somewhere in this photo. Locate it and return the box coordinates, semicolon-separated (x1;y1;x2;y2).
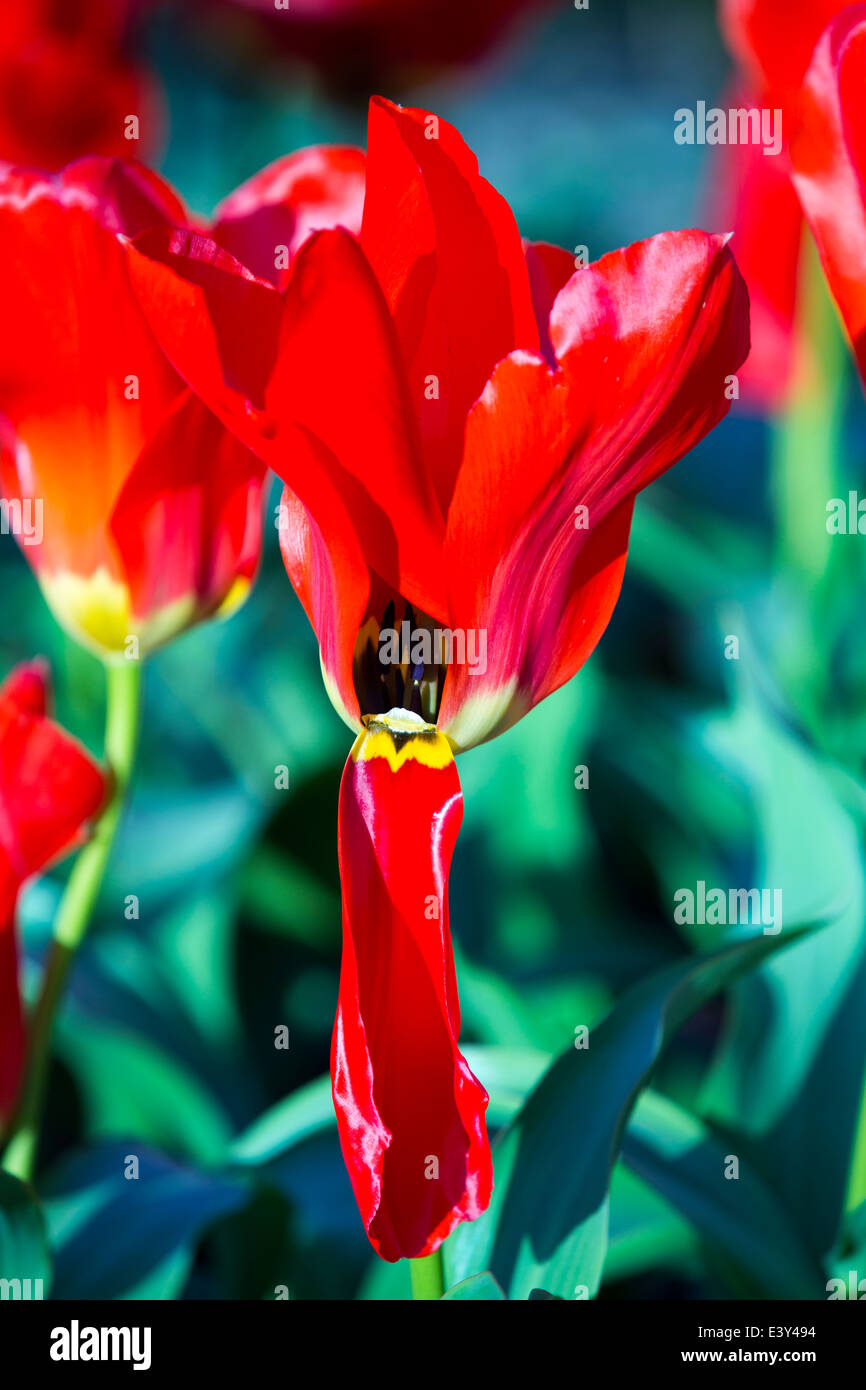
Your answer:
704;80;806;410
361;97;538;509
0;658;49;718
0;661;106;1119
334;713;492;1260
110;391;267;647
719;0;849;96
790;5;866;389
126;225;283;419
213;145;366;289
0;669;107;885
131;220;449;628
277;476;370;732
270;228;447;620
524;240;580;364
439;231;750;748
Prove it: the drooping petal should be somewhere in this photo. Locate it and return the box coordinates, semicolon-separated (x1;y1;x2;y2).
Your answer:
790;4;866;388
334;709;492;1261
439;231;750;749
213;145;366;289
361;97;538;509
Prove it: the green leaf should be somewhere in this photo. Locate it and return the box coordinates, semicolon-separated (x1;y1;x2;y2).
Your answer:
621;1090;824;1297
0;1171;50;1295
700;680;866;1257
441;1272;506;1300
43;1142;250;1299
605;1160;697;1285
231;1075;334;1163
59;1020;232;1164
444;922;818;1301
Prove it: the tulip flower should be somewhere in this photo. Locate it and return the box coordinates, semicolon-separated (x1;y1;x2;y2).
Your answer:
716;0;851;406
200;0;552;86
0;661;106;1123
126;98;750;1262
788;4;866;391
0;157;266;660
0;0;159;170
0;147;364;660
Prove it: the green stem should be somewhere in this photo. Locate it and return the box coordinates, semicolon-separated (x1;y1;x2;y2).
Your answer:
846;1059;866;1216
770;230;846;739
2;659;142;1182
410;1249;445;1300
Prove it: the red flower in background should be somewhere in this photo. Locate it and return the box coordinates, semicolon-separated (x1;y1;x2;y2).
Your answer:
716;0;851;407
127;98;749;1260
0;661;106;1121
204;0;552;88
789;4;866;390
0;158;263;657
0;0;160;170
0;149;363;659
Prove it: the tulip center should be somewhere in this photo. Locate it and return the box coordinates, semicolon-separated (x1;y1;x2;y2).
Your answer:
353;599;447;724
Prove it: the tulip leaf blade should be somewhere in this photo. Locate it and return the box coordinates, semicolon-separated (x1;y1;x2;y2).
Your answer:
41;1141;250;1299
0;1170;51;1295
441;1271;506;1300
444;920;821;1301
621;1089;824;1298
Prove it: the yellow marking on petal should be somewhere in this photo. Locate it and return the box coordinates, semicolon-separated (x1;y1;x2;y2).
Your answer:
216;575;252;620
351;708;454;772
39;569;202;659
40;568;132;656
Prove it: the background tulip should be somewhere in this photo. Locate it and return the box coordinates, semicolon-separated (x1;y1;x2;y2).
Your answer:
0;661;105;1122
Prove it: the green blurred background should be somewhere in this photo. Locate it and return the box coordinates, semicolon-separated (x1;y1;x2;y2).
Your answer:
3;0;866;1300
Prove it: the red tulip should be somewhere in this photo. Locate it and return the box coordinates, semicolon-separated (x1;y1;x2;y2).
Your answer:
201;0;551;84
0;0;160;170
0;661;106;1120
716;0;852;406
789;4;866;390
0;148;362;658
128;99;750;1259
